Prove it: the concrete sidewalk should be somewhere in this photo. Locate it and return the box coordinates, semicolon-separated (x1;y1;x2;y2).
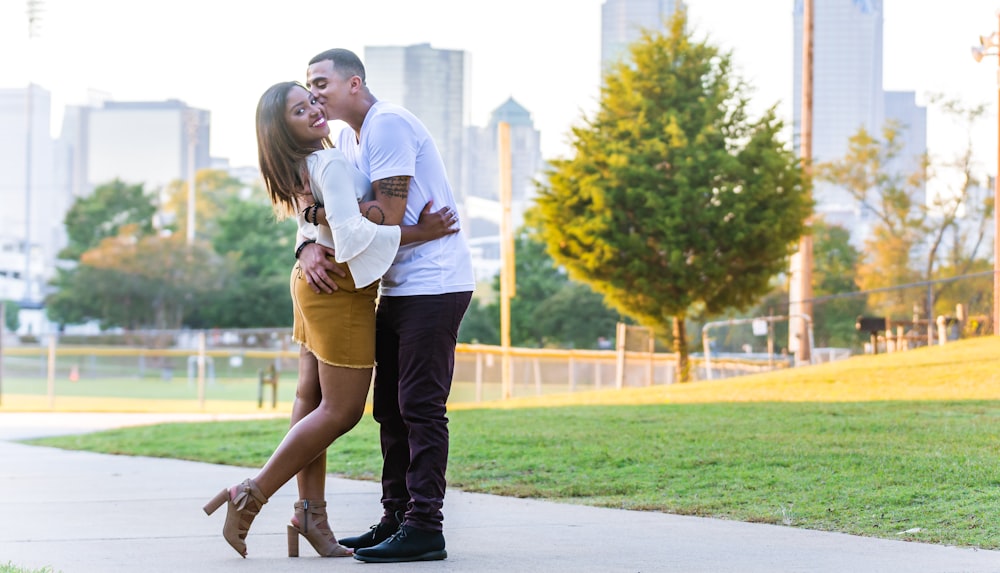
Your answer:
1;413;998;573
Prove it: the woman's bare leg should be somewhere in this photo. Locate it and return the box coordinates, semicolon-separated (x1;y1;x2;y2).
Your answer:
292;347;326;502
252;362;373;499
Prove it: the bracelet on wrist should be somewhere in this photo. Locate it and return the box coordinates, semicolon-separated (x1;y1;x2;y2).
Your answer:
295;239;316;260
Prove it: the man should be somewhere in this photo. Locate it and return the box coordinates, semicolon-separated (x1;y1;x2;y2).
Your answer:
297;48;474;563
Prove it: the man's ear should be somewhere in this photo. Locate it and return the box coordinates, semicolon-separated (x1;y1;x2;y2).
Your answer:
350;75;363;93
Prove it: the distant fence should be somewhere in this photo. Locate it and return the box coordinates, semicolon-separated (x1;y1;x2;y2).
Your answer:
700;271;996;359
6;270;994;410
0;326;794;410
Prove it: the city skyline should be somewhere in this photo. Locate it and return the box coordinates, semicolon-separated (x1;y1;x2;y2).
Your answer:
0;1;997;176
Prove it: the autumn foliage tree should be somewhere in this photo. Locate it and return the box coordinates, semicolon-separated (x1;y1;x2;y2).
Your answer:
48;224;225;329
46;172;275;330
534;9;811;380
818;97;995;322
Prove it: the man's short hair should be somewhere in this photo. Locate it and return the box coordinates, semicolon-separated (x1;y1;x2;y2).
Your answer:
310;48;366;83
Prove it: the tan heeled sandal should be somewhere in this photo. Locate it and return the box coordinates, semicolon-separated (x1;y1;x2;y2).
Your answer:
203;478;268;558
287;499;353;557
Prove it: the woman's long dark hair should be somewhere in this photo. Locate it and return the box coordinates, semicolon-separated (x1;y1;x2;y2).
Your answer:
255;81;329;219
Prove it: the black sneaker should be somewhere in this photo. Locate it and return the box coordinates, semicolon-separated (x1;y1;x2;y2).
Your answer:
353;525;447;563
338;518;400;550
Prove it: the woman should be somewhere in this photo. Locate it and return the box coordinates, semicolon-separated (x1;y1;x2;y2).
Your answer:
203;81;458;559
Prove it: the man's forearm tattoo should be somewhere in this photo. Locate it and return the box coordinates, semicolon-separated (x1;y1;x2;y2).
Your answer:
378;176;410;199
365;204;386;224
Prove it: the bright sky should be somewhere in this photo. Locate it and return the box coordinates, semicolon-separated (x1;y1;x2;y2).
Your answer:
1;0;999;180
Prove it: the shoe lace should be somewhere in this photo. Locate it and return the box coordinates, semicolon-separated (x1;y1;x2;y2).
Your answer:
382;510;405;538
386;526;408;543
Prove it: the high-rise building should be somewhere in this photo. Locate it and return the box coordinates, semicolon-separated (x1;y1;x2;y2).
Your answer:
601;0;679;73
0;85;62;307
793;1;929;246
364;44;468;195
462;98;545;280
793;0;890;241
0;91;214;333
76;99;211;196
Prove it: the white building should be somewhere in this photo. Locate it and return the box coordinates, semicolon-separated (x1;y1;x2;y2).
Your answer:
0;89;214;334
75;99;211;197
364;44;468;198
601;0;679;74
463;98;546;281
792;0;926;246
0;85;63;306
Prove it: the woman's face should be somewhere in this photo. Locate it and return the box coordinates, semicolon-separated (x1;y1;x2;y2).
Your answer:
285;85;329;147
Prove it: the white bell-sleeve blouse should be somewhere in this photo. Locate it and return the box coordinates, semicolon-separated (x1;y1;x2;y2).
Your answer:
302;147;400;289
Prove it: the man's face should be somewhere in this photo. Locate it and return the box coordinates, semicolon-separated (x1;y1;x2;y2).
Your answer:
306;60;351;121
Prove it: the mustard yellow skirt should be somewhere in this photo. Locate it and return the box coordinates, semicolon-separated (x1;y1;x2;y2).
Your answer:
290;259;379;368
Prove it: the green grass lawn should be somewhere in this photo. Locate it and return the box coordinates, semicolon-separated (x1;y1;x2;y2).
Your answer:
21;336;1000;549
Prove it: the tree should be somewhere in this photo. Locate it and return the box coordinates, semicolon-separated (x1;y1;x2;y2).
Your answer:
924;97;994;321
458;223;625;349
48;171;300;330
696;220;863;356
2;300;19;333
810;220;866;347
46;263;138;328
47;225;225;329
817;124;924;318
161;169;248;243
818;98;994;321
49;179;160;327
186;194;298;328
60;179;157;260
457;297;500;345
534;9;811;380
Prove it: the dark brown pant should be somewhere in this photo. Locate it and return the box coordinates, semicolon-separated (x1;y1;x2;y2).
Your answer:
372;291;472;532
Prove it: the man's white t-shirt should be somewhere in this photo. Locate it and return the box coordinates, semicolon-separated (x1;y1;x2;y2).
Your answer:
335;101;475;297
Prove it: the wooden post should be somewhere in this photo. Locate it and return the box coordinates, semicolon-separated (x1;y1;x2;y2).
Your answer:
767;320;775;368
498;122;515;399
197;331;206;409
646;332;655;386
533;358;542;396
614;322;626;390
568;354;576;392
475;352;483;402
47;334;56;409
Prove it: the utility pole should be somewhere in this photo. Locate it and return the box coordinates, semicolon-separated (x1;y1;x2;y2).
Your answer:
789;0;814;364
971;11;1000;334
23;0;43;304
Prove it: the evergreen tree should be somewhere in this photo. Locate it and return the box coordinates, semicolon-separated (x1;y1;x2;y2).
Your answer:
535;9;811;380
